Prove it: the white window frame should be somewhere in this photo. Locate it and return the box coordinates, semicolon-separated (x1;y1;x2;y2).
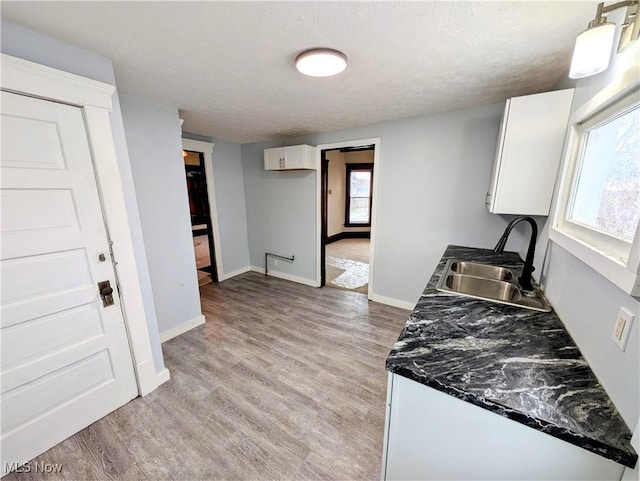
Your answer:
550;63;640;297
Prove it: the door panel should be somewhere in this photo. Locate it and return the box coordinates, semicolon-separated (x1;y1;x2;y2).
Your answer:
0;91;137;474
2;304;104;369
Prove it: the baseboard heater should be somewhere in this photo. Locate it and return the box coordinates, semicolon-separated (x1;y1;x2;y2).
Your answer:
265;252;295;277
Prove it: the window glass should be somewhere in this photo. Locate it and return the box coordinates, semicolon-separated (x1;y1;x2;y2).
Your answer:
568;103;640;241
349;171;371;223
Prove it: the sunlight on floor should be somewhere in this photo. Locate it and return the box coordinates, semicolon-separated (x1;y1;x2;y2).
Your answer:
327;256;369;290
325;238;370;294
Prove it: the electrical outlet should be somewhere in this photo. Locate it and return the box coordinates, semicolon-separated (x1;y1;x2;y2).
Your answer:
612;307;635;351
273;259;278;267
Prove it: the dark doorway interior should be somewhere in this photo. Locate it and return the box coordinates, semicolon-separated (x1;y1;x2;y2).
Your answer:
184;150;218;284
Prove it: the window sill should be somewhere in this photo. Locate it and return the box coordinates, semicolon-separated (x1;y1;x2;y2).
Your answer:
549;227;640;297
344;223;371;228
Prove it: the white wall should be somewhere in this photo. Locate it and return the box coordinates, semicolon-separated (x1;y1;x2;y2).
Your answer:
183;134;251;277
242;103;532;303
120;95;203;336
0;21;166;374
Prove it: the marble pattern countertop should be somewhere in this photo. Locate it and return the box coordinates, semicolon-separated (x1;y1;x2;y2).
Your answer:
386;245;637;468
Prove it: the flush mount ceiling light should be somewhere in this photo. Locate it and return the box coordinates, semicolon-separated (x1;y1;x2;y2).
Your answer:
569;1;639;79
295;48;348;77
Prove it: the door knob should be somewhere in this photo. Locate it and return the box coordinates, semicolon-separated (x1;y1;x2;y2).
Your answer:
98;280;115;307
101;285;113;297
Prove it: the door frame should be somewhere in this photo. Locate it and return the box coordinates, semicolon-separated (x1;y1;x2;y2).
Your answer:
315;138;381;298
2;53;165;396
181;138;224;280
320;149;329;287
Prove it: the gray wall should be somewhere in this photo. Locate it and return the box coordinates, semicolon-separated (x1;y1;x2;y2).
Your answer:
242;103;534;303
120;95;203;335
183;134;250;277
243;146;317;283
533;36;640;431
1;21;166;373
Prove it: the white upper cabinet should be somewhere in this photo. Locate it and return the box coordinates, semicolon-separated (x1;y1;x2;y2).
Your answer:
486;89;574;216
264;145;316;170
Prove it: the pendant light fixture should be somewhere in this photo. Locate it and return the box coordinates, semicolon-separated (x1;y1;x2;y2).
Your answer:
295;48;348;77
569;1;639;79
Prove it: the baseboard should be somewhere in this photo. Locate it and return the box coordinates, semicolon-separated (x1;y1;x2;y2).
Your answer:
250;266;318;287
220;266;251;281
326;231;371;244
135;358;159;396
368;293;415;311
155;368;171;386
137;362;170;396
159;314;206;343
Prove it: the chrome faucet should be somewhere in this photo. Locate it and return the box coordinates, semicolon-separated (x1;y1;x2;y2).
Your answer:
493;216;538;292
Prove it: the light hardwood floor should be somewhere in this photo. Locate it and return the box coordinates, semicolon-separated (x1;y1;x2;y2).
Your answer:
194;234;212;286
6;272;410;480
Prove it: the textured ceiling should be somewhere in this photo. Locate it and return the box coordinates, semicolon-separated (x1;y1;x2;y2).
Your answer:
2;1;598;143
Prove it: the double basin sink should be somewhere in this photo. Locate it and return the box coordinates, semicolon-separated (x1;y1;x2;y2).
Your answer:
436;259;551;312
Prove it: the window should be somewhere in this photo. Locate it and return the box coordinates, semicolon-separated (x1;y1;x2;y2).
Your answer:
550;73;640;296
345;163;373;226
566;94;639;262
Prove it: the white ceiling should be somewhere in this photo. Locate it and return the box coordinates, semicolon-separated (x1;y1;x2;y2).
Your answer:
2;1;597;144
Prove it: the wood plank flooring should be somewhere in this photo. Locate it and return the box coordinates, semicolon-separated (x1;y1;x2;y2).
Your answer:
5;272;410;480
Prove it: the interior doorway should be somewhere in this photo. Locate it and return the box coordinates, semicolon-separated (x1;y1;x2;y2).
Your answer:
320;143;376;295
184;149;218;286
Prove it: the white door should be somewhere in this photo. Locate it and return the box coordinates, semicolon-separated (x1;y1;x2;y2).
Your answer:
0;91;138;474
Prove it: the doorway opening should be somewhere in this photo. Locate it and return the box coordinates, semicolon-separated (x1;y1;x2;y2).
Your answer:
320;144;376;295
184;150;218;286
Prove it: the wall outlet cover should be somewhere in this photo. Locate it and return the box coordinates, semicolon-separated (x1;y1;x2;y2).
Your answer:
612;307;635;351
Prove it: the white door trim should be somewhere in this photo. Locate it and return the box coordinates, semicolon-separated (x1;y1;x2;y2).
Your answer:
315;138;381;299
1;53;162;396
181;138;225;280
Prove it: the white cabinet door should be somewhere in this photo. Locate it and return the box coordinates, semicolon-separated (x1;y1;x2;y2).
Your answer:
1;91;138;474
487;89;574;215
264;145;316;170
383;374;623;481
264;147;284;170
283;145;303;169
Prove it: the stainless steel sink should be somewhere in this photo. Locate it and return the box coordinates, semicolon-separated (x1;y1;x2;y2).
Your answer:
444;274;519;302
436;259;551;312
450;261;514;282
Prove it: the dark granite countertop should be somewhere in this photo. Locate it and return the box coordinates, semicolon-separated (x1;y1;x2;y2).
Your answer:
386;245;637;469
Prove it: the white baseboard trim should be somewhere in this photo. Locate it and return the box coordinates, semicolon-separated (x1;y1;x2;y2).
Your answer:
137;363;170;396
250;266;318;288
368;293;415;311
135;358;159;396
220;266;251;281
159;314;206;343
154;368;171;387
